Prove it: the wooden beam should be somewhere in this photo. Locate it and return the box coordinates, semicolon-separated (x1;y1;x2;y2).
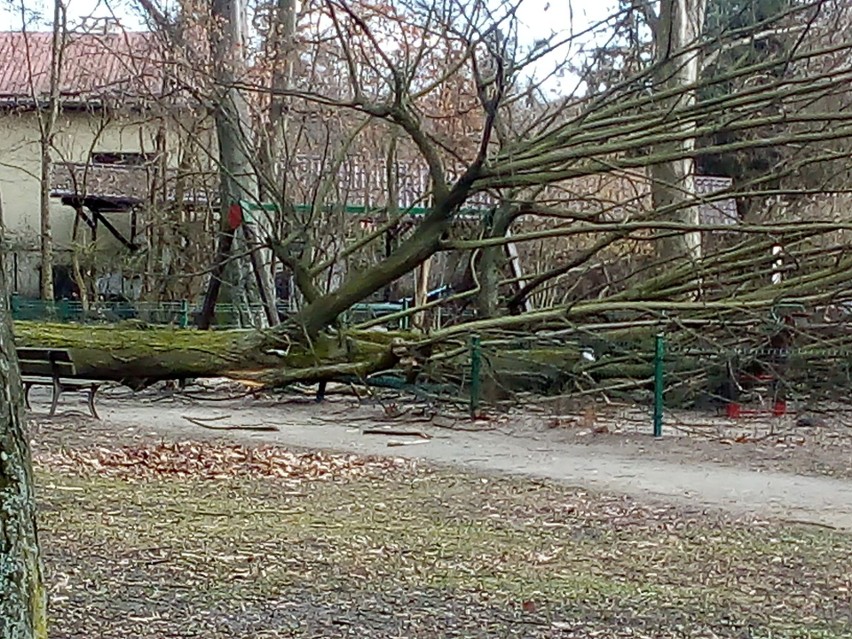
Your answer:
89;209;139;252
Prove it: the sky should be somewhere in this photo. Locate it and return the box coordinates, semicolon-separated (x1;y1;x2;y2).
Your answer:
1;0;619;44
1;0;617;29
0;0;620;96
0;0;147;31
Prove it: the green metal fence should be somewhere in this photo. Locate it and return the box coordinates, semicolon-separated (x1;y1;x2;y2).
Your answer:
13;297;194;327
9;296;409;329
462;329;852;435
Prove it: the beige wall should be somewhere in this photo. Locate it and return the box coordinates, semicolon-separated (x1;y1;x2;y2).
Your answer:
0;107;201;296
0;109;169;242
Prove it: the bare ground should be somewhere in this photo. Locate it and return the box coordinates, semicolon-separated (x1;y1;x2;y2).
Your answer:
26;384;852;637
29;383;852;530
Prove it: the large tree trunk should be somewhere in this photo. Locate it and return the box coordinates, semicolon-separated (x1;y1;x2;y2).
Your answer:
297;171;479;336
199;0;276;329
10;320;725;404
0;196;47;638
651;0;707;266
13;322;404;387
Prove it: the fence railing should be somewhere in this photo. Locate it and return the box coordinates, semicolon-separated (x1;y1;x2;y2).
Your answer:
463;330;852;434
9;296;410;329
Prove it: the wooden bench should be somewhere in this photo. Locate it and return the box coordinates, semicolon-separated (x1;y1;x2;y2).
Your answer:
17;348;104;419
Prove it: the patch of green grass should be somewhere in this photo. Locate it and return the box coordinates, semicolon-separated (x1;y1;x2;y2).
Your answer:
36;468;852;638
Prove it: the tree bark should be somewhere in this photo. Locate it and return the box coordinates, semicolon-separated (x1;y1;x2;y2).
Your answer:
13;322;404;387
199;0;276;328
476;204;514;318
0;194;47;639
297;170;480;336
652;0;708;266
37;0;65;302
261;0;296;184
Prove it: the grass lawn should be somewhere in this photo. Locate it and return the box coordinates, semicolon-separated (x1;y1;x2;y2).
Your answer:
36;442;852;638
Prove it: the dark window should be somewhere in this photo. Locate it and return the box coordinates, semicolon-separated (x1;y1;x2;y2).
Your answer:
91;152;156;166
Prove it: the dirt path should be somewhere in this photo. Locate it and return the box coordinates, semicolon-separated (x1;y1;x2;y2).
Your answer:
39;391;852;531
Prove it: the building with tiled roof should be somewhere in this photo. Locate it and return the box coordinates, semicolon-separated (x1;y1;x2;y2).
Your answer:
0;28;212;297
0;30;165;105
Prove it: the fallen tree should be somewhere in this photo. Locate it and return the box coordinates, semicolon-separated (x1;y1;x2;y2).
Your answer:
15;282;852;407
13;322;407;387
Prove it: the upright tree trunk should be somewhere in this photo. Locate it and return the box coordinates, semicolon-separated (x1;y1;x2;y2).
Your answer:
476;203;513;318
264;0;296;173
37;0;65;302
38;149;55;302
199;0;275;328
412;256;432;330
256;0;297;323
70;206;90;311
651;0;707;266
0;192;48;639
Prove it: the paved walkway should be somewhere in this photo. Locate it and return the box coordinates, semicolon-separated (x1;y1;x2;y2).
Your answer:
86;396;852;531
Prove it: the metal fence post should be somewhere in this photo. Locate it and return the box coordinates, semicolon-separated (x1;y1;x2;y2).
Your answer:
470;334;481;419
401;298;410;330
653;332;665;438
179;300;189;328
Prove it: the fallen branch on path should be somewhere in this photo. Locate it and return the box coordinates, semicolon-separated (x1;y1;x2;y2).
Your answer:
363;428;432;439
782;518;839;531
182;416;280;432
386;439;431;447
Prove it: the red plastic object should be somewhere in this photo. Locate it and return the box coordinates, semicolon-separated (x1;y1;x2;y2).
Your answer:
725;400;787;418
227;203;243;230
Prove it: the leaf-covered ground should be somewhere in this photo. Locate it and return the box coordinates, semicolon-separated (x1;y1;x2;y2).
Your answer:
37;442;852;638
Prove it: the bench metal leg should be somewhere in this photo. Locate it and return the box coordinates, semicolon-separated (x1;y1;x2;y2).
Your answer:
23;382;32;410
49;379;62;417
87;385;100;420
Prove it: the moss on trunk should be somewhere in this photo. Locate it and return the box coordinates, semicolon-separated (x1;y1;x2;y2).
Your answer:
12;321;406;387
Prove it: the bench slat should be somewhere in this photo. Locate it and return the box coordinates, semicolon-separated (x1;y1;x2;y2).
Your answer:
16;348;73;363
21;376;56;384
57;380;102;388
19;360;77;377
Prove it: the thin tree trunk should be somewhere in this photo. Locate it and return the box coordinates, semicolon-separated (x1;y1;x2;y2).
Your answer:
37;0;65;302
477;203;514;318
0;191;48;639
254;0;297;324
384;131;400;302
39;149;55;302
71;206;89;311
262;0;296;182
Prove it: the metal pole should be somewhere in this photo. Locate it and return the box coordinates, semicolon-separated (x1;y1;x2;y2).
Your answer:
470;334;481;419
179;300;189;328
401;297;410;330
653;333;665;438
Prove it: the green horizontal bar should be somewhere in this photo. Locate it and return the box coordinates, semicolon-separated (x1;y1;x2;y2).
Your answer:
240;201;487;217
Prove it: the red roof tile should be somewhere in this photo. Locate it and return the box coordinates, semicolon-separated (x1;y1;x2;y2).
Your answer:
0;30;165;102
